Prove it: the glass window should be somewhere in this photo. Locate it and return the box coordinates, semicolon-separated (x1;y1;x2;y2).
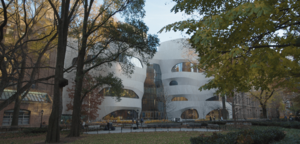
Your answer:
99;87;139;98
2;110;30;126
181;109;199;119
169;80;178;86
171;97;188;101
171;62;204;73
102;110;137;120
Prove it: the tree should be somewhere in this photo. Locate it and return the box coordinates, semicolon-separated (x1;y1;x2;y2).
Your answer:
249;83;285;118
46;0;80;142
68;0;159;137
0;0;58;126
160;0;300;118
66;73;106;121
157;89;176;120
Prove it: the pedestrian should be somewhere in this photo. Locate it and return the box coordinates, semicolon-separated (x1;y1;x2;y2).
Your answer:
284;116;287;121
221;116;223;121
82;121;86;129
136;118;139;129
140;118;144;127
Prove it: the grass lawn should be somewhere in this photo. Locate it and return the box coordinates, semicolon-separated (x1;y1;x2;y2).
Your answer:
0;131;226;144
2;126;299;144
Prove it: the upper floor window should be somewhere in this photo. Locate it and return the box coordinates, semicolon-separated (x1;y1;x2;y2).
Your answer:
171;97;188;101
99;87;139;98
169;80;178;86
171;62;204;73
117;54;143;68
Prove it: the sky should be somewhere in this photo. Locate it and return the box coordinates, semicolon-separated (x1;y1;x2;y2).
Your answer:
117;0;191;44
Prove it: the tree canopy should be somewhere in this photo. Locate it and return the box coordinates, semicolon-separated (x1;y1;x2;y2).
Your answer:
160;0;300;96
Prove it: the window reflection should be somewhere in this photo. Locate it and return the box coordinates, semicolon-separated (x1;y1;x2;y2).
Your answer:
142;64;165;119
171;97;188;101
117;54;143;68
99;87;139;98
171;62;204;73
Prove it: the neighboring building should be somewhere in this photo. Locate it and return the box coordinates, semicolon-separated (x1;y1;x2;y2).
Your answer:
0;89;52;127
231;92;262;120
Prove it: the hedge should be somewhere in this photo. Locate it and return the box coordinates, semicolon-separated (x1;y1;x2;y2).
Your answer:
190;128;285;144
251;121;300;129
23;128;48;134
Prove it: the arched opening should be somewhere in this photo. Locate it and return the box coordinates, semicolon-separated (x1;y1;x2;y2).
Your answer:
99;87;139;98
117;54;143;68
2;109;30;125
169;80;178;86
171;97;188;101
205;109;229;120
102;110;138;120
181;109;199;119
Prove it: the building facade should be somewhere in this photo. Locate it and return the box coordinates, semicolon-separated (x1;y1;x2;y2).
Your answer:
62;38;233;121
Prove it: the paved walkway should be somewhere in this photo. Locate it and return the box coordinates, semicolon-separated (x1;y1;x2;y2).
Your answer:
84;127;220;134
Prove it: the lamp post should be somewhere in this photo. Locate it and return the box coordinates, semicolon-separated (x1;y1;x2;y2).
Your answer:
40;110;44;128
136;109;139;129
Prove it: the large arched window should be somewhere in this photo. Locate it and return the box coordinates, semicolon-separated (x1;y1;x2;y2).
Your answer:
99;87;139;98
171;97;188;101
117;54;143;68
181;109;198;119
169;80;178;86
2;109;30;125
171;62;204;73
103;110;138;120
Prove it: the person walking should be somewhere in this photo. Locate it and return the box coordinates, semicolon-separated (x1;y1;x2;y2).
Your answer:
140;118;144;127
136;118;139;129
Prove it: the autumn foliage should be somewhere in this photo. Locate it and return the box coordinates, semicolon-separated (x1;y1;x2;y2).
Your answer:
66;73;104;121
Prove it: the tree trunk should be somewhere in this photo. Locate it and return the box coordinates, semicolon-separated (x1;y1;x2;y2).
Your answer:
46;0;71;142
222;95;227;119
69;2;90;136
68;27;88;137
262;105;267;119
11;42;27;127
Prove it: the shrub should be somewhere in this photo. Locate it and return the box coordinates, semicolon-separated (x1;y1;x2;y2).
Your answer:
201;123;208;126
210;121;226;125
190;128;285;144
251;121;300;129
23;128;48;134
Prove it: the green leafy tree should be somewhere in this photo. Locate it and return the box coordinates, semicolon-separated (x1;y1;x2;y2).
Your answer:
68;0;159;137
160;0;300;117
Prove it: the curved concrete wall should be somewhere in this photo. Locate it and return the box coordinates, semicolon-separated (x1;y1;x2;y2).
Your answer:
62;45;147;120
62;38;232;120
150;38;232;119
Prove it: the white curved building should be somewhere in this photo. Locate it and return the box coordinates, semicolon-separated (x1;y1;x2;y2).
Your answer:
148;39;232;120
62;38;232;121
